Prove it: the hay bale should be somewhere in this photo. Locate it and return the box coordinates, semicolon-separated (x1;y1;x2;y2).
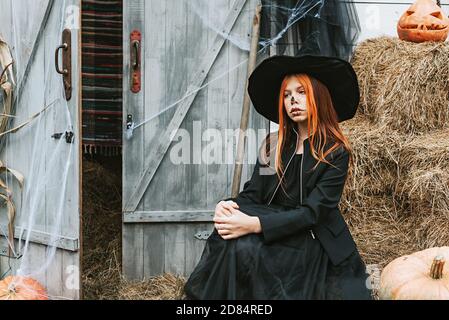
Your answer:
387;130;449;255
339;116;449;275
395;129;449;216
351;36;449;134
344;196;420;269
340;114;401;206
412;212;449;248
397;168;449;214
341;115;449;220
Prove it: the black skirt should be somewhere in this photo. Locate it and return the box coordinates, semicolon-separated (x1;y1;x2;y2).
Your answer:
184;202;373;300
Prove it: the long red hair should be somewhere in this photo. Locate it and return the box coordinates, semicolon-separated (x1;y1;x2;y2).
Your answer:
274;73;353;187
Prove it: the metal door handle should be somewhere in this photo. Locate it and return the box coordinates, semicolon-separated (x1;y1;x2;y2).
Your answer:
131;40;140;70
55;29;72;100
55;43;68;75
130;29;141;93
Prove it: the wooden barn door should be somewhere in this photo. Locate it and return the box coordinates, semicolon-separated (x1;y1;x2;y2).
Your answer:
0;0;81;299
122;0;266;279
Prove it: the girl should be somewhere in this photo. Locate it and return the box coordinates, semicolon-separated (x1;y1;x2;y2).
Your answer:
184;55;373;300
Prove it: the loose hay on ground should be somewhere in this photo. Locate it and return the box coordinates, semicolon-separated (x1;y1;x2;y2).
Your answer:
82;156;123;299
118;274;186;300
82;156;187;300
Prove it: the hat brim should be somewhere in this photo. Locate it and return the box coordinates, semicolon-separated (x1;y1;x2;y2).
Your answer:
247;55;360;123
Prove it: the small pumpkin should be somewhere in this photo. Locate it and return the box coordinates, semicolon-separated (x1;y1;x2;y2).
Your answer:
0;275;48;300
397;0;449;43
379;246;449;300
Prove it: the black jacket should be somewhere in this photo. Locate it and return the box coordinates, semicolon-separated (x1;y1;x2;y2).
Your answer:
223;128;357;266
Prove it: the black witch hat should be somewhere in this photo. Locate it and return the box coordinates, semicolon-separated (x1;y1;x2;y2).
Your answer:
247;54;360;123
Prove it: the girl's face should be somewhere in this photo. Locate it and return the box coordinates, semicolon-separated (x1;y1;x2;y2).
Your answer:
283;77;308;123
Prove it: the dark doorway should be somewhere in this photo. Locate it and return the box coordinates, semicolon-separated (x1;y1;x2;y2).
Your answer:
80;0;123;299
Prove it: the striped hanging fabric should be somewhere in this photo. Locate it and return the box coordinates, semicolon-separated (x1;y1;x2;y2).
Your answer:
81;0;123;156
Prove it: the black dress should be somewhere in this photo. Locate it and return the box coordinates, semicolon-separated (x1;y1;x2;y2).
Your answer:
184;153;373;300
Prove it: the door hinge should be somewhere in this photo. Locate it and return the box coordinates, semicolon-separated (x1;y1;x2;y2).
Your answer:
194;230;212;240
0;244;22;259
51;131;74;143
126;114;133;130
125;114;135;140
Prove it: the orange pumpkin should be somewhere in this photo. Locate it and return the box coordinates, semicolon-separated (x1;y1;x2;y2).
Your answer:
0;276;48;300
397;0;449;43
379;247;449;300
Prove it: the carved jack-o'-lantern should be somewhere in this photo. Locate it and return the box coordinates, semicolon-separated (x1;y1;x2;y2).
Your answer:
397;0;449;43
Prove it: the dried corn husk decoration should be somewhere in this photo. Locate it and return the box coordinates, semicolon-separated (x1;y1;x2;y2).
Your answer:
0;160;24;256
0;35;15;144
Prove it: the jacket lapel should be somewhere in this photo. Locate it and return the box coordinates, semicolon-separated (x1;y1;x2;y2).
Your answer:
265;132;297;204
266;131;322;206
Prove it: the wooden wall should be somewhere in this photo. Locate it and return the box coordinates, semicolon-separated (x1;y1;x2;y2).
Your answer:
122;0;267;279
0;0;81;299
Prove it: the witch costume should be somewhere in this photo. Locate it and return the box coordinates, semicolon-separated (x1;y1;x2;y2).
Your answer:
183;55;373;300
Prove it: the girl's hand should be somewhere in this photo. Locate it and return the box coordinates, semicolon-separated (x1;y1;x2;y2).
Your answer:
215;200;240;218
213;207;262;240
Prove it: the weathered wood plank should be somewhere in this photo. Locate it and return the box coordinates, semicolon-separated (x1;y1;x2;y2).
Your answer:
142;0;166;213
184;0;208;213
159;0;188;212
22;245;46;296
45;248;63;299
11;0;54;105
185;223;213;275
143;224;165;277
66;2;82;242
164;223;186;276
173;2;216;280
122;0;145;281
0;0;13;48
0;224;78;251
142;0;188;214
205;0;230;209
122;224;144;279
122;0;145;207
40;249;79;300
73;1;82;299
124;210;214;223
75;0;82;298
141;0;188;280
61;249;80;299
124;0;248;213
43;0;81;299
